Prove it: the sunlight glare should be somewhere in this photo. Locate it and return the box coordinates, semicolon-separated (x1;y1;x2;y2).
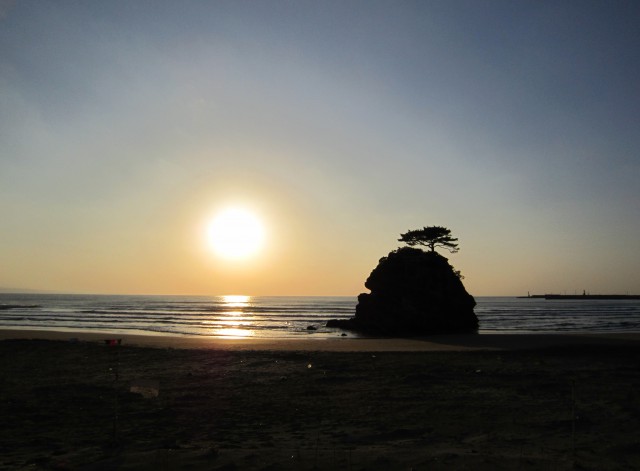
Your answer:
207;208;265;260
222;294;251;306
213;327;254;338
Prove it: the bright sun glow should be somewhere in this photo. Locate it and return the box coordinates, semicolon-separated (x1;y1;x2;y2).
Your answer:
207;208;265;260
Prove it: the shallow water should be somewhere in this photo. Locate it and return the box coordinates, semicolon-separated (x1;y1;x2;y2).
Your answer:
1;293;640;338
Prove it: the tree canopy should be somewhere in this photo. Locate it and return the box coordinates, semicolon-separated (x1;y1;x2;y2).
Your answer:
398;226;459;253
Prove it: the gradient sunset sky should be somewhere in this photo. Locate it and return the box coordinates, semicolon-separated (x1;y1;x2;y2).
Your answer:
1;1;639;296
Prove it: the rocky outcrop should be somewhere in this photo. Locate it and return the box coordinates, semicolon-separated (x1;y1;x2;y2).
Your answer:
327;247;478;335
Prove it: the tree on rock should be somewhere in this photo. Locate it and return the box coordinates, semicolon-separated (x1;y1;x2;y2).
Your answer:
398;226;459;253
327;226;477;335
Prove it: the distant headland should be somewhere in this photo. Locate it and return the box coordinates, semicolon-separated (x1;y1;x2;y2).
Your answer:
520;293;640;300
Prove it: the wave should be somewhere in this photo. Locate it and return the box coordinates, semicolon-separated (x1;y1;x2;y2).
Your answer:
1;294;640;337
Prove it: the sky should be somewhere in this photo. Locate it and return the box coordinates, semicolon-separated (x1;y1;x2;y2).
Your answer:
1;0;639;296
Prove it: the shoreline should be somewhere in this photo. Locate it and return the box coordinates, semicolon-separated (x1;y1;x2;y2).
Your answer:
2;328;639;351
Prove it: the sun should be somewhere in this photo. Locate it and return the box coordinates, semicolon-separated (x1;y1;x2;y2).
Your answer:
207;208;265;260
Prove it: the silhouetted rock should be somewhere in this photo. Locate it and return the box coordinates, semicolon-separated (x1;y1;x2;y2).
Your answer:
328;247;478;335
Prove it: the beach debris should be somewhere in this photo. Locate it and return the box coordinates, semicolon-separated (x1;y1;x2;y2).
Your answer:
130;379;160;398
307;363;312;369
306;325;317;331
104;339;122;346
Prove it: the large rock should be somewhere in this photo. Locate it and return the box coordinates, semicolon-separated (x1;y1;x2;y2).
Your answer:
328;247;478;335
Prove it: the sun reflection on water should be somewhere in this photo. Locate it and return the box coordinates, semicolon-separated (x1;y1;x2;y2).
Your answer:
213;327;254;338
222;295;251;308
217;295;254;337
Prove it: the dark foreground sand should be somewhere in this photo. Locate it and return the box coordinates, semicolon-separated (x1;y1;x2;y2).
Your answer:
1;331;639;470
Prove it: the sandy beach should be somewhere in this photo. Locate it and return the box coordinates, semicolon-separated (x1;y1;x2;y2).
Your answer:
1;330;639;470
2;328;639;351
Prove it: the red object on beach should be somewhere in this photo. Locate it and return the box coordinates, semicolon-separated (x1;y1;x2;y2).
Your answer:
104;339;122;346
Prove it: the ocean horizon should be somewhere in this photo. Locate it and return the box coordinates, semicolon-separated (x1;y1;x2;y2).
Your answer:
2;293;640;338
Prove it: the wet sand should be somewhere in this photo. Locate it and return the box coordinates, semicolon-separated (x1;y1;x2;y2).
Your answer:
1;330;639;470
1;328;639;351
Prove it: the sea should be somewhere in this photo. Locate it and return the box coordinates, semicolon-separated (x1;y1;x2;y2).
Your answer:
1;293;640;339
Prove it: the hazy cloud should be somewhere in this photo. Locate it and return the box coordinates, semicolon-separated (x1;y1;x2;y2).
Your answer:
0;0;15;20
